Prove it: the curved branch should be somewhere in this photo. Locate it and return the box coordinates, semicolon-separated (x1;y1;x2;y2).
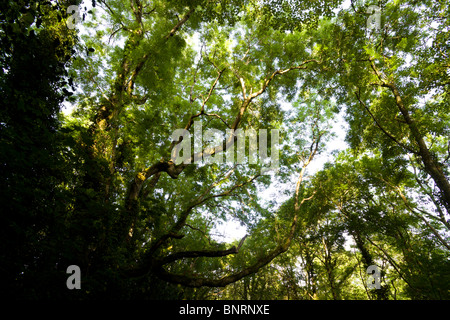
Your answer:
149;137;320;287
154;244;285;287
158;235;248;266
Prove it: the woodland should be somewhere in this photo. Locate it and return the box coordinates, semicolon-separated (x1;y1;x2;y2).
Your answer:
0;0;449;300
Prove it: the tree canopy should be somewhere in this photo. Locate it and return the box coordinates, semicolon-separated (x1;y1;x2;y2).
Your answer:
1;0;449;300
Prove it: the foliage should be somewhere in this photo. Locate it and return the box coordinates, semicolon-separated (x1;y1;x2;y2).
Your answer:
1;0;449;300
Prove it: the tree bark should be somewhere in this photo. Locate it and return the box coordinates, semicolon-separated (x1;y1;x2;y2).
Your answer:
384;82;450;212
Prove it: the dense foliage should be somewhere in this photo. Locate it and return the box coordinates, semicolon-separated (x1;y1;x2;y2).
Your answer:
1;0;449;299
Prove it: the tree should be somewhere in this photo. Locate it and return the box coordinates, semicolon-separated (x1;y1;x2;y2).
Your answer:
1;0;339;298
320;0;450;214
0;0;80;298
2;0;449;300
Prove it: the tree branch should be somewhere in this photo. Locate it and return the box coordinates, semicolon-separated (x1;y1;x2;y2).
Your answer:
157;235;248;266
153;243;284;287
192;59;320;163
380;177;450;250
124;60;320;271
354;89;418;154
165;7;195;40
146;136;319;287
368;58;450;211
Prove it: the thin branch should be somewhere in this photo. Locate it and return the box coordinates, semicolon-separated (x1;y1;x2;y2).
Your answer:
379;176;450;250
108;26;126;44
203;113;231;128
195;59;320;163
137;167;252;264
185;223;213;246
365;236;418;293
188;47;204;103
170;67;226;151
409;156;449;227
158;235;248;266
200;174;261;205
165;7;195;40
354;89;418;154
200;68;226;112
239;76;247;100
